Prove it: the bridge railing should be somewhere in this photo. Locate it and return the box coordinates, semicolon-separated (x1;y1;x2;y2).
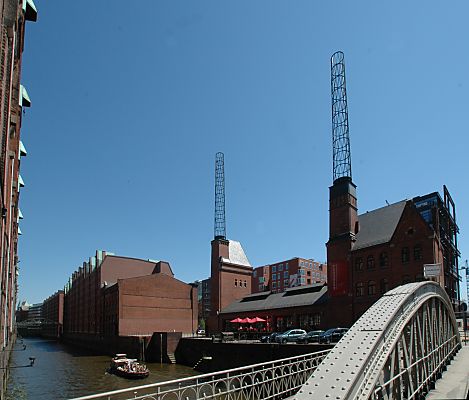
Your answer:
373;334;460;400
69;349;329;400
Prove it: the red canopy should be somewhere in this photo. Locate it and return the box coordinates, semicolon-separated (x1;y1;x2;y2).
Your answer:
231;317;267;323
251;317;266;323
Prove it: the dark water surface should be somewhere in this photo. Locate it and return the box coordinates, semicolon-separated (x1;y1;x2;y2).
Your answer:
7;338;199;400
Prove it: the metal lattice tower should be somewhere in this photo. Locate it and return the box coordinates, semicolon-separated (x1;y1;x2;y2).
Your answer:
331;51;352;182
214;152;226;240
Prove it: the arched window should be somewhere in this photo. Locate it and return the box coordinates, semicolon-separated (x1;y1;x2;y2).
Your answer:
355;282;364;297
379;252;388;267
380;278;389;294
368;281;376;295
401;247;410;263
234;279;238;287
414;245;422;260
355;257;363;271
367;255;375;270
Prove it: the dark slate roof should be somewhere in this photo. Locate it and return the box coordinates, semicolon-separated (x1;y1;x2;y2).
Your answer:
219;284;328;314
353;200;407;250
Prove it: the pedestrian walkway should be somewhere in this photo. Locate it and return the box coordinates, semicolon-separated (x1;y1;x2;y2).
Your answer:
426;345;469;400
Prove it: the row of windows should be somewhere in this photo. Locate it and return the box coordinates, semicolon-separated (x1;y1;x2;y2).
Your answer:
402;246;422;262
355;246;423;271
272;271;289;280
272;263;288;272
234;279;247;288
299;260;323;270
355;280;384;296
356;274;425;296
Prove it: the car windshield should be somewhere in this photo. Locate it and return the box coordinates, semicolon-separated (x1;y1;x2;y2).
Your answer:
307;331;322;336
322;328;336;335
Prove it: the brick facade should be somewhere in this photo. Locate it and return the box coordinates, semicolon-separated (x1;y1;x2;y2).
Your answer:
0;0;36;397
252;258;327;294
62;251;198;340
208;239;252;332
42;291;64;338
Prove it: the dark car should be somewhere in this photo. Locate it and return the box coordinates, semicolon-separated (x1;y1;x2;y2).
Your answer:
319;328;348;344
260;332;280;343
275;329;307;344
295;330;325;344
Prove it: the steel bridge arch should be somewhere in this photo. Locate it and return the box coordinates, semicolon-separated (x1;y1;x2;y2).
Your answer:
294;281;461;400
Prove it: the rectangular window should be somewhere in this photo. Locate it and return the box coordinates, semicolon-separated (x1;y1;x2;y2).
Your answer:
259;277;264;283
272;273;277;281
284;271;289;278
253;270;257;278
301;277;306;284
285;263;288;270
279;264;283;271
272;265;277;272
272;281;277;289
309;263;312;268
259;284;264;291
284;279;289;287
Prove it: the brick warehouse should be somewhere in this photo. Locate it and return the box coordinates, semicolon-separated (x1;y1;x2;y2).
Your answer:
41;290;64;339
0;0;36;396
61;250;197;351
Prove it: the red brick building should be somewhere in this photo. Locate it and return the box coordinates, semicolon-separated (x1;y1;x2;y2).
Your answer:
42;291;64;339
327;176;460;326
0;0;36;396
208;238;253;332
63;251;198;339
252;258;327;294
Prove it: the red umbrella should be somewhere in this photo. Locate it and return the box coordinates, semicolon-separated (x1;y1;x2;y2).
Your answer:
239;318;250;323
230;318;243;323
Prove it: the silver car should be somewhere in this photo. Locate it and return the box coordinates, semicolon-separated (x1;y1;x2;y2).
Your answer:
275;329;307;344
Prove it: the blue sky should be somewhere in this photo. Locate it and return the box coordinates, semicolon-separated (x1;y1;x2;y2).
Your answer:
19;1;468;303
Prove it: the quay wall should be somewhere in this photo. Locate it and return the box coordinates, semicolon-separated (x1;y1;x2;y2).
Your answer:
62;332;182;363
175;338;333;371
1;333;16;400
62;333;146;360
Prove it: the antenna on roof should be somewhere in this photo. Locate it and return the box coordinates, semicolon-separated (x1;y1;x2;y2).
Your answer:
331;51;352;182
214;152;226;240
385;200;390;205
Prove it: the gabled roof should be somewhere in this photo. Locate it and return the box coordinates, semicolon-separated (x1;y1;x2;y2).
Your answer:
353;200;407;250
220;284;327;314
221;240;251;267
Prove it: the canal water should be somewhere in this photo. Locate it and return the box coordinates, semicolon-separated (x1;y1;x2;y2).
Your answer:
6;337;199;400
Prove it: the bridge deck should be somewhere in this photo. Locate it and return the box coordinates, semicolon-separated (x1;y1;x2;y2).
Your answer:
426;345;469;400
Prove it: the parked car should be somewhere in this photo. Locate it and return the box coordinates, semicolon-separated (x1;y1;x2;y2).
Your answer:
275;329;307;344
295;330;324;344
318;328;348;344
260;332;281;343
196;329;205;336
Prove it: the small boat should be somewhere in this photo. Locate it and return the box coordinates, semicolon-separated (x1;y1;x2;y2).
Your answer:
109;354;149;379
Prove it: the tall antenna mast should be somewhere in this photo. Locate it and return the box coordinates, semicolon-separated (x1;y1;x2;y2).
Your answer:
331;51;352;182
214;152;226;240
